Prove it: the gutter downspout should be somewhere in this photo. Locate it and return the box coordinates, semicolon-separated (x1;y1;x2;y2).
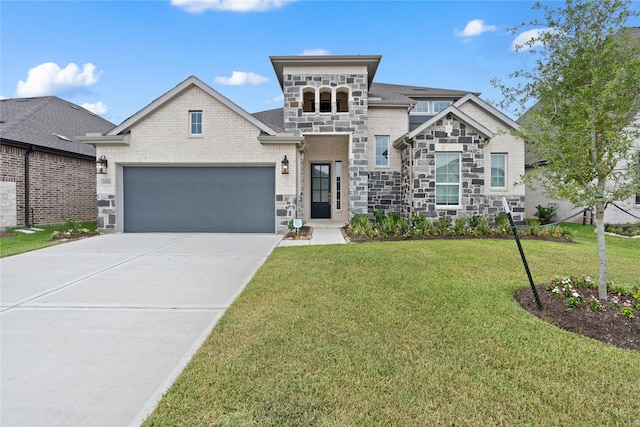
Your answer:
24;146;33;227
297;138;307;219
400;137;414;218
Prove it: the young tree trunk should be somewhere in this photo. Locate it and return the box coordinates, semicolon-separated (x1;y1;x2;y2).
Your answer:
595;200;608;301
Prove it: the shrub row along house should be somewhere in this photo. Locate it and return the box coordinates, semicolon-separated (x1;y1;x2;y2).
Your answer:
80;55;525;233
0;96;115;228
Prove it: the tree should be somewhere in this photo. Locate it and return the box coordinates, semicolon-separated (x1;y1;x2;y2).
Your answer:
492;0;640;301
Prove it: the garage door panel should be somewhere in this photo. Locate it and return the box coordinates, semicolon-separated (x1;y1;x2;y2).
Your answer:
124;167;275;233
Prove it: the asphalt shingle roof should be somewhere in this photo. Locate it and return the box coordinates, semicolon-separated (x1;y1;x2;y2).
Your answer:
369;82;478;101
0;96;115;157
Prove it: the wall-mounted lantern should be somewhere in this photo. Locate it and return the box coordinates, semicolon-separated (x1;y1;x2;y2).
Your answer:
281;155;289;174
96;155;108;174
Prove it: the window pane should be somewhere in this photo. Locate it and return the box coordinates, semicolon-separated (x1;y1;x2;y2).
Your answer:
412;101;429;113
375;136;389;167
190;111;202;135
491;154;506;187
436;153;460;205
435;185;459;205
433;101;452;113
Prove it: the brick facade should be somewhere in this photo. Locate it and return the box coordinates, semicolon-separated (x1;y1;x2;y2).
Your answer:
1;144;96;226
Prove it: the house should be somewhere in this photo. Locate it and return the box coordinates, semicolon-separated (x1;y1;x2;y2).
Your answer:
80;55;525;234
0;96;115;228
523;27;640;225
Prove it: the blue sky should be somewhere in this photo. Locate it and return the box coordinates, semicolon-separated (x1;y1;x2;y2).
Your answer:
2;0;639;124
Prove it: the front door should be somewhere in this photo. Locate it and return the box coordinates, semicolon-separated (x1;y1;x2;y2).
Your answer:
311;163;331;218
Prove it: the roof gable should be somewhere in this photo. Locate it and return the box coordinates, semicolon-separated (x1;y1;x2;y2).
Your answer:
453;93;520;130
107;76;277;136
407;105;495;140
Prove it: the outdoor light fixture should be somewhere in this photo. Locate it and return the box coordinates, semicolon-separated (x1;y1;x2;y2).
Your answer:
96;155;108;174
281;155;289;174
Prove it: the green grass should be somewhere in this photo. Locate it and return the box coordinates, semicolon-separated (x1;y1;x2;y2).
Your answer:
144;225;640;426
0;222;96;258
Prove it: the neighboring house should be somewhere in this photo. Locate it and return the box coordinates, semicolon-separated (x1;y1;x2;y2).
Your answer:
81;55;525;234
524;137;640;224
524;27;640;225
1;96;115;228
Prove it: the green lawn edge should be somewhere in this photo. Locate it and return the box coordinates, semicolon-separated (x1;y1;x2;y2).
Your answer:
144;225;640;426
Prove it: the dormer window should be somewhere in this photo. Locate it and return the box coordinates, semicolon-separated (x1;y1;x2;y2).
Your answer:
433;101;452;113
412;101;429;114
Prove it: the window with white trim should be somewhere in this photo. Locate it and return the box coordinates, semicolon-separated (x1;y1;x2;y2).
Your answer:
491;154;507;188
433;101;452;113
375;136;389;167
189;111;202;135
412;101;429;114
435;153;460;206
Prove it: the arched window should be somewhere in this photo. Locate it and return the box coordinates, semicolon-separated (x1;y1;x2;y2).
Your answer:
319;88;332;113
303;88;315;113
336;88;349;113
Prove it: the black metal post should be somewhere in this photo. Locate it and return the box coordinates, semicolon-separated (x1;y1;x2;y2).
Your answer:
504;199;542;310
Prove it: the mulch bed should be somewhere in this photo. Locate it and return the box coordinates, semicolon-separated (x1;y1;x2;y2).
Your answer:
283;226;313;240
342;228;574;244
515;286;639;351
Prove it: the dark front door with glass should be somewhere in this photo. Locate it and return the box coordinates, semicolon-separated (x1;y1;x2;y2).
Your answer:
311;163;331;218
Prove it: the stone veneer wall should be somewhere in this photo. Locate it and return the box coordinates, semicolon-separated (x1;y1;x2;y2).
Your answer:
281;73;369;215
1;144;96;226
276;194;297;231
368;171;402;215
400;116;525;222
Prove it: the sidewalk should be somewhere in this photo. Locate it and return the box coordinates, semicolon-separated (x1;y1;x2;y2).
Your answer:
278;228;346;247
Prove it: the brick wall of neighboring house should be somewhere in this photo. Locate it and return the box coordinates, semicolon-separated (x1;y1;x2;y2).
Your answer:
0;144;96;226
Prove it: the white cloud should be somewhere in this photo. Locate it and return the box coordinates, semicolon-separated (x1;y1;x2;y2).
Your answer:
171;0;295;13
511;28;552;52
456;19;497;37
214;71;269;85
299;48;330;56
265;95;284;104
16;62;101;97
81;101;109;115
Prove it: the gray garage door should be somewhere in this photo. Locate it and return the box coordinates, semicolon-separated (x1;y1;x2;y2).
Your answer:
123;166;275;233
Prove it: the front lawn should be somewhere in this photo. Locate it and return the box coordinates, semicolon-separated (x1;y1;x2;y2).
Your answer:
0;221;97;257
145;225;640;426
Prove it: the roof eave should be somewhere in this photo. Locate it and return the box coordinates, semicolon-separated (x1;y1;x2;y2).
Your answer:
269;55;382;89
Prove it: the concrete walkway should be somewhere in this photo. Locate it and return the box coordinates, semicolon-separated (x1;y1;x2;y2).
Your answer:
278;227;346;247
0;233;280;427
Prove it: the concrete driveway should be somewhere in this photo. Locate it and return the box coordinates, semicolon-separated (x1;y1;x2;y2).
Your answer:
0;233;281;427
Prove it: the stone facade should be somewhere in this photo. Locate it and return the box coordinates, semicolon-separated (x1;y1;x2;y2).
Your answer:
1;144;96;226
276;194;297;229
400;115;525;222
281;73;369;215
368;171;402;214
